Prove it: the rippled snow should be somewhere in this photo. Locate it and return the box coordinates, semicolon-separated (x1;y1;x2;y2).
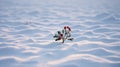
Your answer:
0;0;120;67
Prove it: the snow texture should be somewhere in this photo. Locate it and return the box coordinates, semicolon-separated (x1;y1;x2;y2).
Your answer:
0;0;120;67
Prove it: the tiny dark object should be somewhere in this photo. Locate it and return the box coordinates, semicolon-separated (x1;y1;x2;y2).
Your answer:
68;38;73;41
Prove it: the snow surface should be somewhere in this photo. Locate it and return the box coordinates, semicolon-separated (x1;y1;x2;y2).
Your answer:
0;0;120;67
